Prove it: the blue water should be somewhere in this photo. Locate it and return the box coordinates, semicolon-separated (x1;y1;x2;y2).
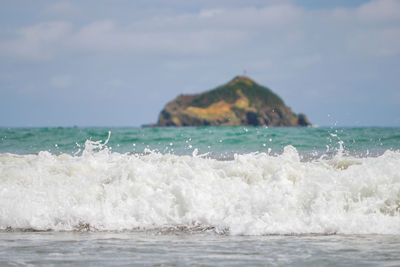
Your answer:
1;127;398;156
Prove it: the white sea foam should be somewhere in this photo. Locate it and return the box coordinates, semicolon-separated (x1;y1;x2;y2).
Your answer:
0;140;399;235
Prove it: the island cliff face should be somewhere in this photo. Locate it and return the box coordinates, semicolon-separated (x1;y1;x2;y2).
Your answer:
155;76;310;127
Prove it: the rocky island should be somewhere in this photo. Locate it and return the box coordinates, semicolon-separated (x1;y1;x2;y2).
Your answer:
153;76;310;127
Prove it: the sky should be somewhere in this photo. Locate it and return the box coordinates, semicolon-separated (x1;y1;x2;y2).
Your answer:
0;0;399;127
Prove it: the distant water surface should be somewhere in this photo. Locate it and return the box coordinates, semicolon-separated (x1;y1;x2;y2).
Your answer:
1;126;398;156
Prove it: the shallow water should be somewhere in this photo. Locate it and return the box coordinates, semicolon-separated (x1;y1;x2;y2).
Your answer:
0;232;399;266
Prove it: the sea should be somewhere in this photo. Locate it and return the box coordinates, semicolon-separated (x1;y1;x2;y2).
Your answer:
0;126;399;266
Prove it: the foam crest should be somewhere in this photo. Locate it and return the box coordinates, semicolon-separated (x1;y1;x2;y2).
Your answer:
0;146;399;235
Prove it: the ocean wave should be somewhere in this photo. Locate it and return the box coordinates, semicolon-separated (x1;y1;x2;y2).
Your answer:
0;141;399;235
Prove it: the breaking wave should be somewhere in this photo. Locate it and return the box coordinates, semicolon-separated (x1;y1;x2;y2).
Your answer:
0;138;399;235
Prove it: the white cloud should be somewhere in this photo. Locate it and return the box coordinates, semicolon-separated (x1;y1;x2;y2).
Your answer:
356;0;400;22
138;4;302;31
0;0;399;62
71;18;248;55
0;21;71;60
199;8;224;18
0;4;302;60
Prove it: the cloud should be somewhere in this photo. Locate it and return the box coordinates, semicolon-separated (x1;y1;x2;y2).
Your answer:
0;4;302;60
0;0;399;62
73;19;247;55
356;0;400;22
201;4;302;27
0;21;71;60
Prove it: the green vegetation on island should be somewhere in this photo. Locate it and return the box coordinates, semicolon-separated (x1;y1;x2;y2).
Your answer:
152;76;311;127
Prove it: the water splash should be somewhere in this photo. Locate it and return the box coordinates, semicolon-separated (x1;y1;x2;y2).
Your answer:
0;144;399;235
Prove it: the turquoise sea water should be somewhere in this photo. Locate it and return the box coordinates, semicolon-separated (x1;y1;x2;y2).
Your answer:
1;126;399;156
1;126;400;266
